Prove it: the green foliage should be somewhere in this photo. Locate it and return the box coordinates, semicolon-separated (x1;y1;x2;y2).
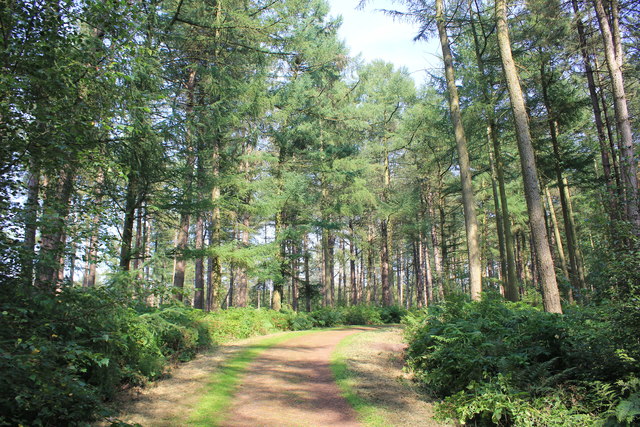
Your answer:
405;295;640;425
308;305;407;327
435;375;595;426
343;305;382;325
309;307;346;327
0;282;300;426
200;307;292;343
379;305;408;324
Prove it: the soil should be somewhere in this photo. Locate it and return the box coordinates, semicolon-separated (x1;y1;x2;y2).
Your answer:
107;332;295;426
336;326;450;427
108;326;446;427
220;327;370;427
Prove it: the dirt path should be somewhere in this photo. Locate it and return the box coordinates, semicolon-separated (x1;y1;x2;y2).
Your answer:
335;326;449;426
220;327;371;427
110;326;444;427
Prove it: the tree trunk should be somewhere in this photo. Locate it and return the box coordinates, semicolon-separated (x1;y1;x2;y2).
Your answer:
396;247;403;305
435;0;482;300
235;212;250;307
495;0;562;313
119;173;138;272
304;234;312;312
592;0;639;231
429;197;444;300
291;241;299;311
193;214;205;309
468;0;518;300
594;55;623;195
380;218;392;305
350;221;358;305
133;207;143;272
143;210;151;280
172;212;189;300
571;0;617;219
413;240;425;308
489;149;507;282
35;168;76;288
21;162;40;284
563;178;586;292
539;65;586;294
273;211;285;312
423;237;433;305
173;68;197;299
367;227;375;304
545;187;571;291
207;139;222;311
83;171;103;288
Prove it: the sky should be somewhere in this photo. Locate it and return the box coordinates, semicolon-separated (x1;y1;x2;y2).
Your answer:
326;0;441;84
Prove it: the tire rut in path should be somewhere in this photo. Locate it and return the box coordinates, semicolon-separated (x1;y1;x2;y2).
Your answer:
220;327;371;427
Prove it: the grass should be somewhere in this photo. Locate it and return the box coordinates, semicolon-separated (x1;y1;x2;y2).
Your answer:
186;330;316;426
330;331;388;427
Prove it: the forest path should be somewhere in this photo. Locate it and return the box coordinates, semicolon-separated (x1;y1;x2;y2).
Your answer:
112;326;444;426
219;327;369;427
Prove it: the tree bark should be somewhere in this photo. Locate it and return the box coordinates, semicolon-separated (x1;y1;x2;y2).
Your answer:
304;234;312;312
545;187;571;286
495;0;562;313
435;0;482;300
468;0;518;300
35;167;76;289
193;214;205;309
540;64;586;294
273;210;285;311
119;172;138;271
235;212;250;307
133;207;143;272
207;137;222;311
349;221;358;305
380;218;392;305
173;68;197;299
291;242;299;311
413;240;425;308
571;0;617;219
592;0;639;231
21;162;40;284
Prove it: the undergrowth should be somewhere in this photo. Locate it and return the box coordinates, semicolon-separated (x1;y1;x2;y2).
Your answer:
0;277;404;426
404;293;640;426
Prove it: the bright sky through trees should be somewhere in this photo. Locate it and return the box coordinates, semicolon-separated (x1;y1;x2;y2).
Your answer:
327;0;440;83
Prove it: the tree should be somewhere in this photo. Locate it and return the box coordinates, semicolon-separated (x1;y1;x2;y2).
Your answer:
434;0;482;300
495;0;562;313
591;0;639;232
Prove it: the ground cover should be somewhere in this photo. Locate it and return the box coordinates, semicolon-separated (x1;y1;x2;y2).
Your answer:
331;326;448;427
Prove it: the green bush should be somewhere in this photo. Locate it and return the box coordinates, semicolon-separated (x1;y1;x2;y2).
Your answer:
309;307;345;327
379;305;408;323
0;274;409;427
343;305;382;325
285;310;315;330
201;307;290;343
0;282;300;426
405;294;640;425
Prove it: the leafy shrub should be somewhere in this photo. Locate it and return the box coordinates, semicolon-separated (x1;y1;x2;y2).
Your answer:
406;294;565;397
343;305;382;325
379;305;408;324
0;283;140;425
201;307;290;343
0;282;299;426
309;307;345;327
436;375;595;426
405;294;640;425
286;311;315;330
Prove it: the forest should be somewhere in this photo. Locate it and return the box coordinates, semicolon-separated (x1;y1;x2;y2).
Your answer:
1;0;639;425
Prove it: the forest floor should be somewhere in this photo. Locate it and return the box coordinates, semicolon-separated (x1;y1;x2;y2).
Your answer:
110;326;447;426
